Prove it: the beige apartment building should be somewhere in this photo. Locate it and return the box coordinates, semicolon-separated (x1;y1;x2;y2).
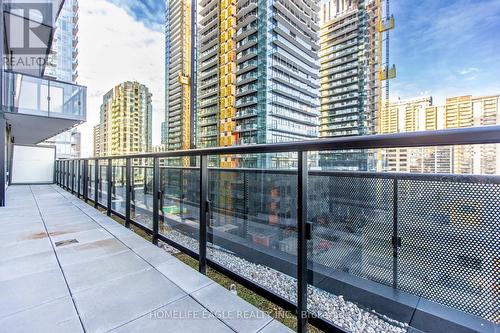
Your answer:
379;95;500;174
94;81;153;157
93;125;101;157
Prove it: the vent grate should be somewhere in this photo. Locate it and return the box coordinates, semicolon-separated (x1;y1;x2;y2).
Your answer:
55;239;79;247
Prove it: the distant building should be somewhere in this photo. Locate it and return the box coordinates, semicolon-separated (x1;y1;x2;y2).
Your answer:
163;0;195;152
379;95;500;174
197;0;320;167
94;81;153;156
42;0;81;158
319;0;380;170
152;144;167;153
45;0;79;82
93;125;101;157
44;128;81;159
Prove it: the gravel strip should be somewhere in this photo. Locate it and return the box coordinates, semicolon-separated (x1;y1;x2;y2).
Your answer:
159;229;408;333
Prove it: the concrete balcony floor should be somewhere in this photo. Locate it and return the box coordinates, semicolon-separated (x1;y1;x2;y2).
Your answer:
0;185;291;333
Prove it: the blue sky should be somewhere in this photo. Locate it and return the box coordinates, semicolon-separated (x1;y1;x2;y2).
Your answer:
109;0;500;103
107;0;165;32
391;0;500;102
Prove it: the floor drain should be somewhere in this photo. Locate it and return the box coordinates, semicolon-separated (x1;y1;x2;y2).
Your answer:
55;239;79;247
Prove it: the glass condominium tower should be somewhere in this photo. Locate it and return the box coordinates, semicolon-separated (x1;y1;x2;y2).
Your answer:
163;0;196;153
319;0;380;170
198;0;320;167
46;0;79;83
43;0;80;159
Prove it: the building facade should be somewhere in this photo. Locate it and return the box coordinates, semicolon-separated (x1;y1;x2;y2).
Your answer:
379;95;500;174
43;0;81;158
45;0;79;83
163;0;195;153
94;82;153;156
197;0;321;167
44;129;81;159
1;0;87;206
318;0;380;170
93;125;101;157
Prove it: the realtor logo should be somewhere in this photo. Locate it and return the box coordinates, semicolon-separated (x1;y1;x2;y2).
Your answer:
3;2;54;71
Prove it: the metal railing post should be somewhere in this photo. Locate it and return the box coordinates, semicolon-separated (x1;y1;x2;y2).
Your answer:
297;151;309;333
69;161;72;190
392;178;401;289
199;155;208;274
107;158;112;216
152;157;160;245
125;158;131;228
94;159;99;208
160;167;165;225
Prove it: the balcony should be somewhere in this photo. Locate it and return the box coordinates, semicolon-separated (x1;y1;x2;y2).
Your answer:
0;185;290;332
2;71;86;144
54;127;500;333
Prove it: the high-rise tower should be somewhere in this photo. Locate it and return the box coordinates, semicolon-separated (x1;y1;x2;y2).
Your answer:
94;82;152;156
163;0;196;154
46;0;79;83
43;0;81;159
198;0;321;167
318;0;381;170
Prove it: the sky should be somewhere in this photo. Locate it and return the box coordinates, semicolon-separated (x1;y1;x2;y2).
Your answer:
77;0;165;157
390;0;500;103
75;0;500;156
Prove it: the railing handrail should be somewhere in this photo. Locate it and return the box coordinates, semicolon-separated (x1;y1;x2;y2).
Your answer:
62;125;500;161
3;69;87;89
83;164;500;184
56;134;500;332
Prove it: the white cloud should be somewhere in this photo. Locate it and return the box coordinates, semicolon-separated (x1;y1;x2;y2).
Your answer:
75;0;164;157
459;67;479;75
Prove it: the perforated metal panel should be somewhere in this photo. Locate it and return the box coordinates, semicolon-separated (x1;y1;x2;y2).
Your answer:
398;179;500;321
308;175;394;285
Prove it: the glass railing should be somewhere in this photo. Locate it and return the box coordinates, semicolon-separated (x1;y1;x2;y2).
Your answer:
2;70;86;121
56;126;500;333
